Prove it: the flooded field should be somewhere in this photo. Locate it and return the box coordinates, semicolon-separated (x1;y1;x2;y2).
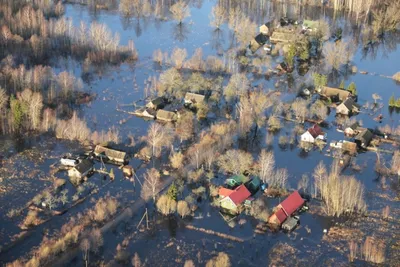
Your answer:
0;0;399;266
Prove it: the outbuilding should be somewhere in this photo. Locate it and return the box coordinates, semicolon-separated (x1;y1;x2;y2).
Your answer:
146;97;165;110
156;109;177;122
184;92;205;105
94;145;127;164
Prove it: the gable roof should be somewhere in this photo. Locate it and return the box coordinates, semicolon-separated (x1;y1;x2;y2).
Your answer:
146;97;165;109
156;109;176;121
219;187;234;198
321;86;351;101
227;185;251;205
355;128;373;144
307;124;322;138
74;159;93;174
270;31;298;43
347;122;359;130
280;191;304;216
94;145;127;161
274;208;288;224
185;92;205;104
254;33;269;45
341;98;360;110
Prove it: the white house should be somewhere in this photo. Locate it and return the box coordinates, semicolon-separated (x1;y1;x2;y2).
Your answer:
301;124;325;143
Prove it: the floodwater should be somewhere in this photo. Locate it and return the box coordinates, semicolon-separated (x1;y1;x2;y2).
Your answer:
1;0;400;266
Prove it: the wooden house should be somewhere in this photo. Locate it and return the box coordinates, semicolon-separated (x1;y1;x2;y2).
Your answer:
68;159;94;179
336;98;360;116
146;97;165;110
156;109;177;122
268;191;305;225
184;92;205;105
319;86;351;102
301;124;325;143
355;129;373;148
219;185;251;214
94;145;127;164
249;33;269;53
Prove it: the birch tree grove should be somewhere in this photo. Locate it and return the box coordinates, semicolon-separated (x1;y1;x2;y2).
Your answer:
141;168;161;202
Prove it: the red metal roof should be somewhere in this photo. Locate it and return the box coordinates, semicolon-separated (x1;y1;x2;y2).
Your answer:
308;124;322;138
275;208;288;224
219;187;234;198
280;191;304;216
228;185;251;205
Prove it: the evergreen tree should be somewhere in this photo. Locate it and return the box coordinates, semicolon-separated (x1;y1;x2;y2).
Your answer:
313;73;327;90
396;98;400;108
339;80;345;89
347;82;357;95
167;183;178;200
389;95;396;107
10;95;24;130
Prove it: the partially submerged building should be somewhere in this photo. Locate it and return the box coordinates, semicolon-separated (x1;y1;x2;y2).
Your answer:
301;124;325;143
134;107;156;119
344;122;360;136
336;98;360;116
270;31;298;44
355;128;373;148
249;33;269;53
259;23;270;35
318;86;351;102
146;97;165;110
225;174;250;188
184;92;205;105
94;145;127;164
156;109;177;122
268;190;305;225
219;185;252;214
68;159;94;179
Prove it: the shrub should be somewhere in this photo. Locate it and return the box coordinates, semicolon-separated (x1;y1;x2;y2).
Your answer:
393;72;400;82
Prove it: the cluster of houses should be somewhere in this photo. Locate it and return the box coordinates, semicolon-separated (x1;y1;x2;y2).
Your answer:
134;92;206;122
300;85;374;154
62;145;130;181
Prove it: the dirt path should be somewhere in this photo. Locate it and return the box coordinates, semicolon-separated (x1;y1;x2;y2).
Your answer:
48;174;175;267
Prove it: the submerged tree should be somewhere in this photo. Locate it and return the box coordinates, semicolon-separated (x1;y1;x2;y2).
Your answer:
210;5;226;29
170;1;191;24
141;168;161;202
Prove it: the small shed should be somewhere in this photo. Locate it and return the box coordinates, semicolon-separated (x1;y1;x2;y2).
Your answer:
94;145;127;164
225;174;249;188
355;129;373;148
146;97;165;110
184;92;205;105
244;177;261;195
156;110;177;122
336;98;360;116
68;159;94;179
282;216;299;232
249;33;269;53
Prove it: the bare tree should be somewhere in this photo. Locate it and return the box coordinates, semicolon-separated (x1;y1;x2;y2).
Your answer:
131;252;142;267
206;252;231;267
313;161;327;198
323;40;356;71
372;93;381;104
177;200;190;218
258;150;275;184
141;168;161;202
170;152;184;169
273;168;288;189
217;149;253;174
170;1;190;24
291;98;309;123
156;194;177;215
210;5;226;29
80;238;91;267
171;47;187;69
147;123;165;157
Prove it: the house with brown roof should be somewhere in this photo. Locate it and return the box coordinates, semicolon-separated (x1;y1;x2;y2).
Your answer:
184;92;205;105
94;145;127;164
268;191;305;225
336;98;360;116
300;124;325;143
156;109;177;122
319;86;351;102
219;185;251;214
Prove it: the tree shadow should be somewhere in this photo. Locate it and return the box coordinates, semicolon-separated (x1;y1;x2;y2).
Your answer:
172;23;190;43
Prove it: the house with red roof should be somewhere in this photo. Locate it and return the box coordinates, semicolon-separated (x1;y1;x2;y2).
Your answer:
219;185;251;214
300;124;325;143
268;191;305;225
